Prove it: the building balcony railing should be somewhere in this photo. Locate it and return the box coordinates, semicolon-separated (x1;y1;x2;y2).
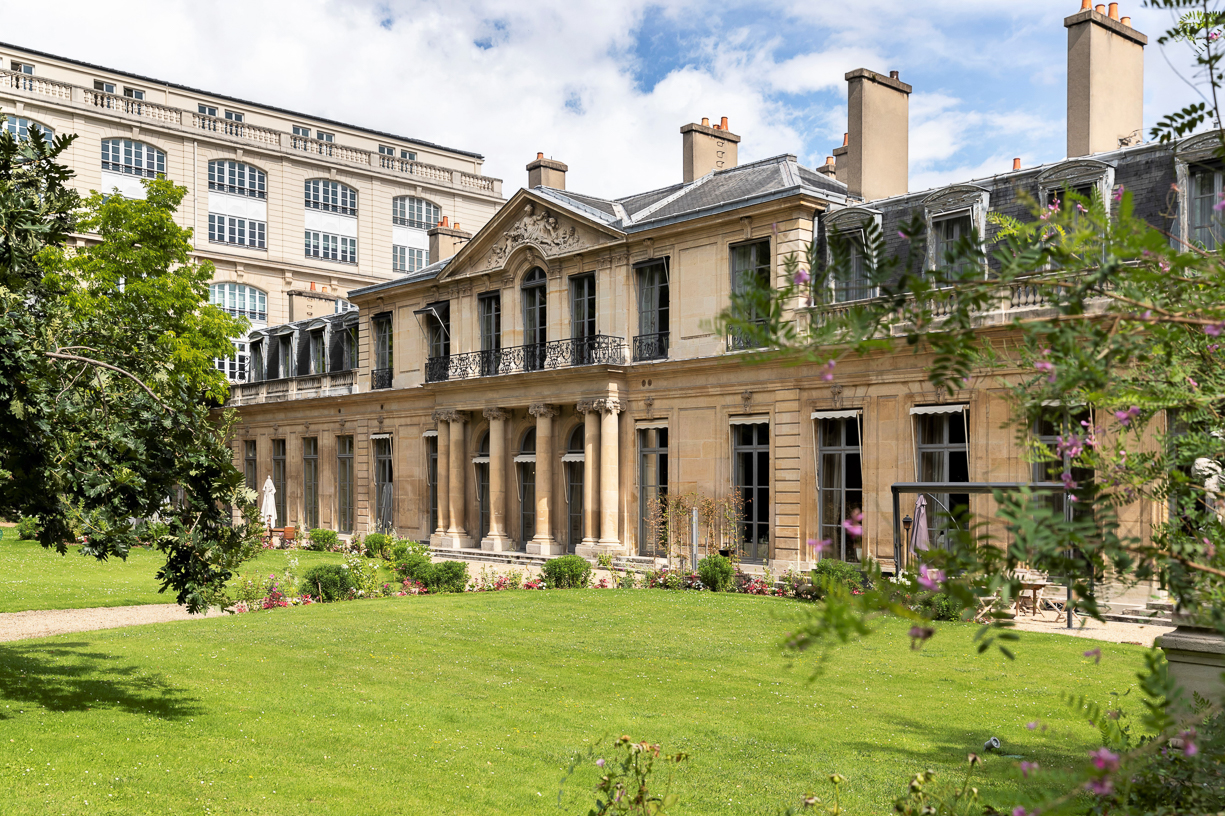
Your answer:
226;370;357;406
425;335;627;383
0;69;501;197
371;367;393;390
726;323;767;351
632;332;670;362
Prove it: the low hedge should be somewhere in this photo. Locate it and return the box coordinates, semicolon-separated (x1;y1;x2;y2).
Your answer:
393;553;469;593
542;554;591;589
299;564;355;602
305;529;338;552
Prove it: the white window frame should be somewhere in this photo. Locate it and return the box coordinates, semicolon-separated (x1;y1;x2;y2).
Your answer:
100;139;165;179
208;160;266;199
392;245;429;274
208;214;267;249
3;115;53;141
1036;159;1115;214
1175;132;1225;251
305;179;357;217
922;185;990;276
392;196;440;230
94;80;116;94
305;230;358;264
824;207;882;302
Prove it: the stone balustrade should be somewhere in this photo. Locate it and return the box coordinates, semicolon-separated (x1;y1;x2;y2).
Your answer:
227;370;358;406
1;70;501;196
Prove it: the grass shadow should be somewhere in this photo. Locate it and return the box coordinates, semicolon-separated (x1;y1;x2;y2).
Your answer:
0;641;203;721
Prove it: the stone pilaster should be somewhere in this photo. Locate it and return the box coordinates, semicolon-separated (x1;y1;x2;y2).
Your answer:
597;398;623;551
481;408;514;552
430;412;450;548
575;400;602;556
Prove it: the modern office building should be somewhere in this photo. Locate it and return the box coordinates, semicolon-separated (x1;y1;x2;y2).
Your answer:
0;42;504;381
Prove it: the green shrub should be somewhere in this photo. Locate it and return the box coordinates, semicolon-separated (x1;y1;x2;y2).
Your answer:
390;541;408;563
920;592;963;622
306;528;338;552
809;559;865;598
426;560;469;593
541;554;591;589
393;553;432;583
364;533;393;559
697;555;734;592
15;516;39;541
299;564;355;602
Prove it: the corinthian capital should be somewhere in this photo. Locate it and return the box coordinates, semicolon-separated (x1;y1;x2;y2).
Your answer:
483;407;512;422
529;403;559;419
433;409;468;424
594;398;624;415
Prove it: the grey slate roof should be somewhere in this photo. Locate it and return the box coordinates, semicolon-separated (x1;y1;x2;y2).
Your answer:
529;154;849;234
348;257;451;298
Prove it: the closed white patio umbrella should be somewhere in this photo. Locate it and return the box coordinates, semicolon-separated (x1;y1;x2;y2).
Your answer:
261;476;277;529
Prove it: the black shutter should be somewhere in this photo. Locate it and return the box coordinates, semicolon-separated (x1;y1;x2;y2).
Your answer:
329;326;345;372
295;330;310;376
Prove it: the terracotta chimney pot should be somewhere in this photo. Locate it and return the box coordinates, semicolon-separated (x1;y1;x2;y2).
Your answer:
1095;4;1106;13
536;152;543;160
1080;0;1091;8
1108;2;1119;19
889;70;899;79
720;116;729;129
826;156;835;164
441;216;449;227
1121;15;1130;25
1013;157;1021;171
701;117;709;126
842;132;849;146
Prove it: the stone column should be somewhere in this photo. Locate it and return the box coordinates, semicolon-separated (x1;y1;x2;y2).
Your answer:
433;409;472;549
528;403;563;555
430;412;450;548
481;408;513;552
598;399;623;549
576;401;601;555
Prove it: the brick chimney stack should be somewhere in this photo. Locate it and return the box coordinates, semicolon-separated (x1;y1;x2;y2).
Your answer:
527;152;568;190
428;216;472;264
834;69;911;201
1065;2;1147;156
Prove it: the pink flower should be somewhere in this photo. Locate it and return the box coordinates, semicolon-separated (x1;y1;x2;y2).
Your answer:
1086;777;1114;796
1113;406;1141;427
1060;471;1079;491
898;230;908;240
1012;808;1031;816
808;538;832;555
1181;730;1199;756
842;509;863;537
1212;30;1221;41
596;758;605;768
908;625;935;649
918;564;945;592
1019;761;1039;778
1112;184;1125;203
794;268;810;286
1215;192;1225;213
1035;360;1054;374
1090;747;1118;772
1026;721;1039;731
1076;202;1087;214
1204;538;1216;558
1084;648;1102;664
820;359;836;382
1205;323;1224;337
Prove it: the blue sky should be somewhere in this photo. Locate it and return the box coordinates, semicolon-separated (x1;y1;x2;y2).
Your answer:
5;1;1209;197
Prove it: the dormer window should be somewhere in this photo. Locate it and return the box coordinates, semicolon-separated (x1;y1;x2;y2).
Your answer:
1189;163;1224;251
123;87;145;101
94;80;116;94
922;185;989;277
823;208;880;302
1036;159;1114;214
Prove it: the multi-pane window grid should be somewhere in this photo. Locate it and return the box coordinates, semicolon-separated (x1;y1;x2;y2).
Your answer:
1190;165;1224;251
916;413;971;546
933;214;974;274
818;418;864;562
733;423;770;561
243;441;257;490
303;438;319;531
304;231;357;263
829;228;875;303
209;214;266;248
374;439;394;533
101;139;165;179
392;246;428;273
209;283;267;322
337;436;355;534
304;179;357;216
638;428;669;558
208;161;266;198
392;197;440;230
272;439;287;527
3;115;53;141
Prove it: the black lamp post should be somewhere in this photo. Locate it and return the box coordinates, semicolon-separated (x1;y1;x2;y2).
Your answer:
901;515;913;570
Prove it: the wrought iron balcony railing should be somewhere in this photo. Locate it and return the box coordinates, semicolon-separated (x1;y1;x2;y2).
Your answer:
371;367;393;389
726;323;768;351
425;335;626;383
632;332;670;362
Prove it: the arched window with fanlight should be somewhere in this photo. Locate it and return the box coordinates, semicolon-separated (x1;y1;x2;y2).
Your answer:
522;267;548;371
564;426;585;552
392;196;438;274
517;428;537;546
208;282;268;382
473;430;491;543
100;138;166;199
3;115;53;141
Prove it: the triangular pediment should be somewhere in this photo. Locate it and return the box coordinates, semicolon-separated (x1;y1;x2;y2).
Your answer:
439;190;625;282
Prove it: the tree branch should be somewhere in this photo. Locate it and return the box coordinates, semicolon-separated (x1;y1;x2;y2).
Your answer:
45;351;168;410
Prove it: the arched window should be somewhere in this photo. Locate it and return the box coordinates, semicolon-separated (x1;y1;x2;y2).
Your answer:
101;139;165;179
209;283;267;322
392;196;440;230
3;115;53;141
208;160;266;198
522;267;548;370
304;179;357;216
518;428;537;545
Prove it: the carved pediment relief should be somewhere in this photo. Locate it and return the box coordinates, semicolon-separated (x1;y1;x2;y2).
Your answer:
1037;159;1111;188
484;202;588;270
923;184;989;214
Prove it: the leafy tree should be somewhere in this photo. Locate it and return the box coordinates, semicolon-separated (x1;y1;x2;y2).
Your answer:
0;126;262;612
717;3;1225;812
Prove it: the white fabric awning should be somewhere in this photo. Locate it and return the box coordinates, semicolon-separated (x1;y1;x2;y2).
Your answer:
810;409;862;420
422;430;438;438
471;456;490;464
635;421;669;430
561;453;584;463
909;404;968;416
729;416;769;426
513;454;536;464
370;432;392;440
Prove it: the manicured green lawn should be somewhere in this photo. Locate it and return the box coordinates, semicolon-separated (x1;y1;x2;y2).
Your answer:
0;538;383;612
0;590;1148;815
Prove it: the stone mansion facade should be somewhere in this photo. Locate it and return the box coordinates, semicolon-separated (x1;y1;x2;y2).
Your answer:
0;41;503;382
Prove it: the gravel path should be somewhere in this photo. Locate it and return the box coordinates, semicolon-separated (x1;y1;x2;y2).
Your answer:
1010;614;1175;647
0;604;224;642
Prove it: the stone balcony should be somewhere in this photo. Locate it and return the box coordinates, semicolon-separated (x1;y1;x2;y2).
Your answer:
227;370;358;406
0;70;501;197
